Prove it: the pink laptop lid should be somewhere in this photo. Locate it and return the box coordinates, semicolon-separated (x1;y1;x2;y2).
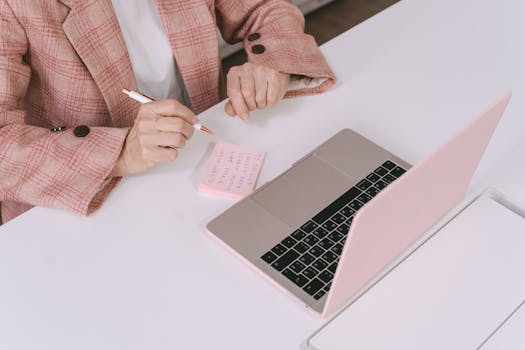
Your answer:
323;93;512;317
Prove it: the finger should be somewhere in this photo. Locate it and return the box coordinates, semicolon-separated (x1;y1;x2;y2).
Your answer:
135;116;157;133
255;75;268;109
267;75;284;107
145;99;198;125
227;71;250;120
240;75;257;111
225;101;236;117
148;147;179;163
155;117;194;140
144;132;188;149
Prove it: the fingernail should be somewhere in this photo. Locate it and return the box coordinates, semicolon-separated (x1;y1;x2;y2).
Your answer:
241;112;249;120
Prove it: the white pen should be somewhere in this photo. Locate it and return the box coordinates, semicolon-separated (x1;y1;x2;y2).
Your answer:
122;89;214;135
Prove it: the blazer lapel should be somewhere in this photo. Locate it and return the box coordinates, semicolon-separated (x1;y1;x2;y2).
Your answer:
155;0;221;113
58;0;139;127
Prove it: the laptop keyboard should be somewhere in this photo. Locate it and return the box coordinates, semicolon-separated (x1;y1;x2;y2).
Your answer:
260;160;407;300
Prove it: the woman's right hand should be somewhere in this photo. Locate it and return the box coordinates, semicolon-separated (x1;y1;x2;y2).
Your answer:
109;99;198;177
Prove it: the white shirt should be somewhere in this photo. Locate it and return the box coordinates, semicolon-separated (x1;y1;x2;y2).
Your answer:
111;0;191;108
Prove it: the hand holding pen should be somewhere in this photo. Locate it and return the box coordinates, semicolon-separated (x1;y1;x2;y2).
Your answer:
108;94;210;178
123;89;213;135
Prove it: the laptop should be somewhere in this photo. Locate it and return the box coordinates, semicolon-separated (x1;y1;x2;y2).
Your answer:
207;93;511;318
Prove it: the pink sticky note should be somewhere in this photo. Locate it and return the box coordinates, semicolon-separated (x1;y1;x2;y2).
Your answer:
199;141;266;200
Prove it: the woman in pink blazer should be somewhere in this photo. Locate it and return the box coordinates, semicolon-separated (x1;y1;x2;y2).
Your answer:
0;0;335;224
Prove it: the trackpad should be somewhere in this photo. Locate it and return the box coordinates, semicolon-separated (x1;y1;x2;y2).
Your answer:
252;155;353;228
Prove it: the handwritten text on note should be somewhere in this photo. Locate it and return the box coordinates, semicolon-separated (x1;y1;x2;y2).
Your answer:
199;142;266;199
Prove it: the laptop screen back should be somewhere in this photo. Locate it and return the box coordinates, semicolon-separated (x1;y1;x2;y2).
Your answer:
323;93;512;317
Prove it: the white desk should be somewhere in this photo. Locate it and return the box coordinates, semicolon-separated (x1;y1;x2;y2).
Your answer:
482;301;525;350
1;0;524;349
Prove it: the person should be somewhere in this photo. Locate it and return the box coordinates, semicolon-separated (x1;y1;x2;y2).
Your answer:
0;0;335;225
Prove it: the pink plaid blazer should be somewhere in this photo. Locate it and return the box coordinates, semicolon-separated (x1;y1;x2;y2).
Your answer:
0;0;335;224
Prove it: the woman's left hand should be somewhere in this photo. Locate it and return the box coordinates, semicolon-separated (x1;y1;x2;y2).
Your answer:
225;62;290;120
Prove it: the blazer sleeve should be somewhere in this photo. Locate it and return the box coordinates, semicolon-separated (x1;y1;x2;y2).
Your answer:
215;0;336;97
0;1;128;216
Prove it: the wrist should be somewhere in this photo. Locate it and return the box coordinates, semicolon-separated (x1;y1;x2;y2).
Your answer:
108;160;123;178
108;150;127;178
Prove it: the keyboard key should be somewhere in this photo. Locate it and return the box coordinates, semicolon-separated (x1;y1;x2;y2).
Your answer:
322;250;338;263
312;187;361;224
309;245;325;257
329;231;344;242
319;237;335;250
313;227;329;239
328;262;338;273
291;229;306;241
313;290;326;300
303;278;324;296
312;259;328;272
326;279;333;289
356;179;372;191
299;252;315;265
366;172;380;183
374;166;388;176
319;270;334;283
289;260;306;273
366;186;380;197
336;223;349;235
281;236;297;248
271;244;287;256
382;160;396;170
303;266;318;279
374;180;388;190
303;235;319;246
331;212;345;225
358;193;372;204
282;269;308;288
340;206;354;217
261;251;278;264
271;249;299;271
322;220;337;231
383;173;396;183
391;166;406;178
293;241;309;254
331;243;344;255
349;200;363;211
345;216;354;226
323;284;332;292
301;220;318;233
